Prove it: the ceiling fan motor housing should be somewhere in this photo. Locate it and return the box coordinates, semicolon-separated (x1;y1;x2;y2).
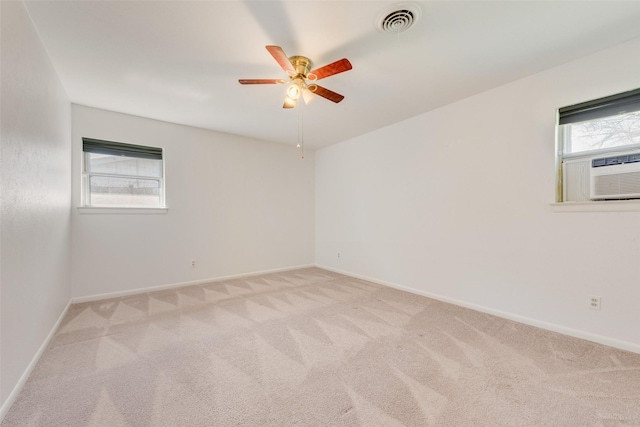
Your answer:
288;56;313;79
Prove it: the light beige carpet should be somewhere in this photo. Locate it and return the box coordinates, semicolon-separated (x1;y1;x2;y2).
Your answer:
3;267;640;426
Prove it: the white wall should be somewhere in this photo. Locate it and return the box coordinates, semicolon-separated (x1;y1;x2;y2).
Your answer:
0;0;72;413
316;37;640;352
71;105;315;298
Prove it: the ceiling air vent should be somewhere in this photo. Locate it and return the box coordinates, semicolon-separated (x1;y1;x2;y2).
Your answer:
376;3;422;34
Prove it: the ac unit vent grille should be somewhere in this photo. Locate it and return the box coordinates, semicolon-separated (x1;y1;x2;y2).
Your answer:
593;171;640;198
563;159;590;202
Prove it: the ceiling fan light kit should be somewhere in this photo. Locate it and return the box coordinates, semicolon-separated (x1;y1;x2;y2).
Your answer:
286;82;301;100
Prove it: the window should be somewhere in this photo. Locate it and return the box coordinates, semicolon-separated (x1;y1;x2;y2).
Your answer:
82;138;165;208
556;88;640;203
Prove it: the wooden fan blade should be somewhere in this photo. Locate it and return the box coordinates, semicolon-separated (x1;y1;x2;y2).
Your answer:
308;58;352;81
309;84;344;103
283;96;297;109
239;79;286;85
266;45;296;76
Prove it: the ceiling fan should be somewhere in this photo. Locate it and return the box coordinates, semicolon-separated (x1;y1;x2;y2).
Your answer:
239;45;352;109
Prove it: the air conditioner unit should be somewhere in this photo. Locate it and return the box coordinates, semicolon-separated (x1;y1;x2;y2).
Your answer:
590;152;640;200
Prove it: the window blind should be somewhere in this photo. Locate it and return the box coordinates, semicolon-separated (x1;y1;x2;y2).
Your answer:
558;88;640;125
82;138;162;160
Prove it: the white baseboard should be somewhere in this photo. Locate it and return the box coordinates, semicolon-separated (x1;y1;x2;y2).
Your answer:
0;300;72;423
316;264;640;355
71;264;316;304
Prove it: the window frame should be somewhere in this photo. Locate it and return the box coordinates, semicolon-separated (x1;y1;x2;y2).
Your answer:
81;138;166;209
555;88;640;204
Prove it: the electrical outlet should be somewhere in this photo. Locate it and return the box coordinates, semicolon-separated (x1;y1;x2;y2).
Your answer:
191;260;197;268
337;252;341;258
588;295;601;310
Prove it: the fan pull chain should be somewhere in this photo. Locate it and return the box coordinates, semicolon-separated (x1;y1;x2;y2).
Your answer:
297;107;304;159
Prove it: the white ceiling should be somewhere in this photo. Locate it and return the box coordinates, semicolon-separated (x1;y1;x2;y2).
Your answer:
24;1;640;150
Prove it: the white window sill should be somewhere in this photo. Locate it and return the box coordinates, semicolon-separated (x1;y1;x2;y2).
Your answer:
77;207;168;215
550;200;640;213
